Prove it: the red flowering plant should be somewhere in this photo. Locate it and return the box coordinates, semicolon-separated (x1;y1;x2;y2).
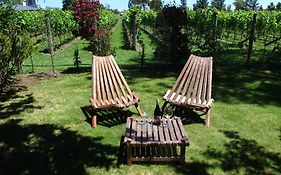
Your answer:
73;0;100;39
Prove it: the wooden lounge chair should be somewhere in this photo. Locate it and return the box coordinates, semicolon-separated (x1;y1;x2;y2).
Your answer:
89;55;143;128
162;54;214;127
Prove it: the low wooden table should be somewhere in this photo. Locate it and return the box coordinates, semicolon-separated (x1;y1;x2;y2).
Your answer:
124;117;189;165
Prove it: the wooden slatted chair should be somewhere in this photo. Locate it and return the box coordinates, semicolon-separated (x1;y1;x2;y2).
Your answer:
89;55;143;128
162;54;214;127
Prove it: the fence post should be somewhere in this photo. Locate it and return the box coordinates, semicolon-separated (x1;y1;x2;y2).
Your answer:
45;13;56;75
247;13;257;66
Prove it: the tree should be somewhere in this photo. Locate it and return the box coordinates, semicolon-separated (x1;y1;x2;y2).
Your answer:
128;0;149;9
227;4;232;11
181;0;187;7
62;0;77;11
73;0;100;39
233;0;247;10
193;0;209;10
276;2;281;10
267;2;275;11
149;0;162;10
246;0;259;10
258;5;263;10
211;0;226;10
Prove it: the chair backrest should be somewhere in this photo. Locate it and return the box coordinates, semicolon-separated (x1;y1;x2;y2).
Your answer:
92;55;133;102
168;54;213;105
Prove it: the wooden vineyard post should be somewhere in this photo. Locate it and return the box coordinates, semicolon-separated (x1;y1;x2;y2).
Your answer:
131;12;137;50
247;13;257;66
45;13;56;76
212;12;218;72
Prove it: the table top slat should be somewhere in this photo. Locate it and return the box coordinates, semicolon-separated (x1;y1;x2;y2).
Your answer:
153;123;159;142
125;117;132;139
147;118;153;142
162;119;171;144
167;118;177;143
176;118;189;144
171;118;182;141
142;118;148;143
136;118;142;142
158;122;165;143
131;118;137;142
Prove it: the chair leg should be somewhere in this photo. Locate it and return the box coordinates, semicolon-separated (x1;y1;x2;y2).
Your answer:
205;109;211;127
134;103;144;116
92;115;97;128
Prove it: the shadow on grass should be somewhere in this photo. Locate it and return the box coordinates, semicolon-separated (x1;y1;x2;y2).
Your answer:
0;119;119;174
0;87;119;174
61;66;91;74
81;106;135;128
205;130;281;175
213;68;281;106
174;107;205;125
174;161;212;175
0;85;43;120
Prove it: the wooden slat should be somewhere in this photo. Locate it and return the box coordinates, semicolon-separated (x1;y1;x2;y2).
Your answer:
99;58;106;101
178;56;199;102
171;118;182;141
207;57;213;101
162;119;171;144
106;57;122;100
158;122;165;144
163;90;171;100
108;57;128;101
110;55;133;97
191;57;204;104
147;118;153;142
142;118;148;143
96;59;101;100
153;123;159;142
101;56;112;101
185;56;201;100
201;58;209;103
136;118;142;143
176;118;188;141
174;55;196;97
196;57;207;104
92;56;96;99
103;56;117;100
125;117;132;140
167;118;177;143
131;118;137;142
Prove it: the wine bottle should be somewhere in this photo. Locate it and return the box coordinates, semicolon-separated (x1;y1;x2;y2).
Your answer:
154;99;161;125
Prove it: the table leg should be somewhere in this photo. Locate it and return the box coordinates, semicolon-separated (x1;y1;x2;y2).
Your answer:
127;141;132;165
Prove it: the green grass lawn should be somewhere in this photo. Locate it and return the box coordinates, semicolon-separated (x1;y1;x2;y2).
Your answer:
1;20;281;175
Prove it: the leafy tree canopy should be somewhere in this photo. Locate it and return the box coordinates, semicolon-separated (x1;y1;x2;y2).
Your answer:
193;0;209;10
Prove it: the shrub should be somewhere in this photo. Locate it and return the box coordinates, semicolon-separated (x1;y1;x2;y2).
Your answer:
0;2;34;91
90;27;112;56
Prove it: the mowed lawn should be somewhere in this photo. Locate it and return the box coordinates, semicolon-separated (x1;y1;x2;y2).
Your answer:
0;20;280;175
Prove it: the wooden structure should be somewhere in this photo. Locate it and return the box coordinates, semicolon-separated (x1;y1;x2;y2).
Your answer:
163;54;214;127
124;117;189;165
89;55;143;128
